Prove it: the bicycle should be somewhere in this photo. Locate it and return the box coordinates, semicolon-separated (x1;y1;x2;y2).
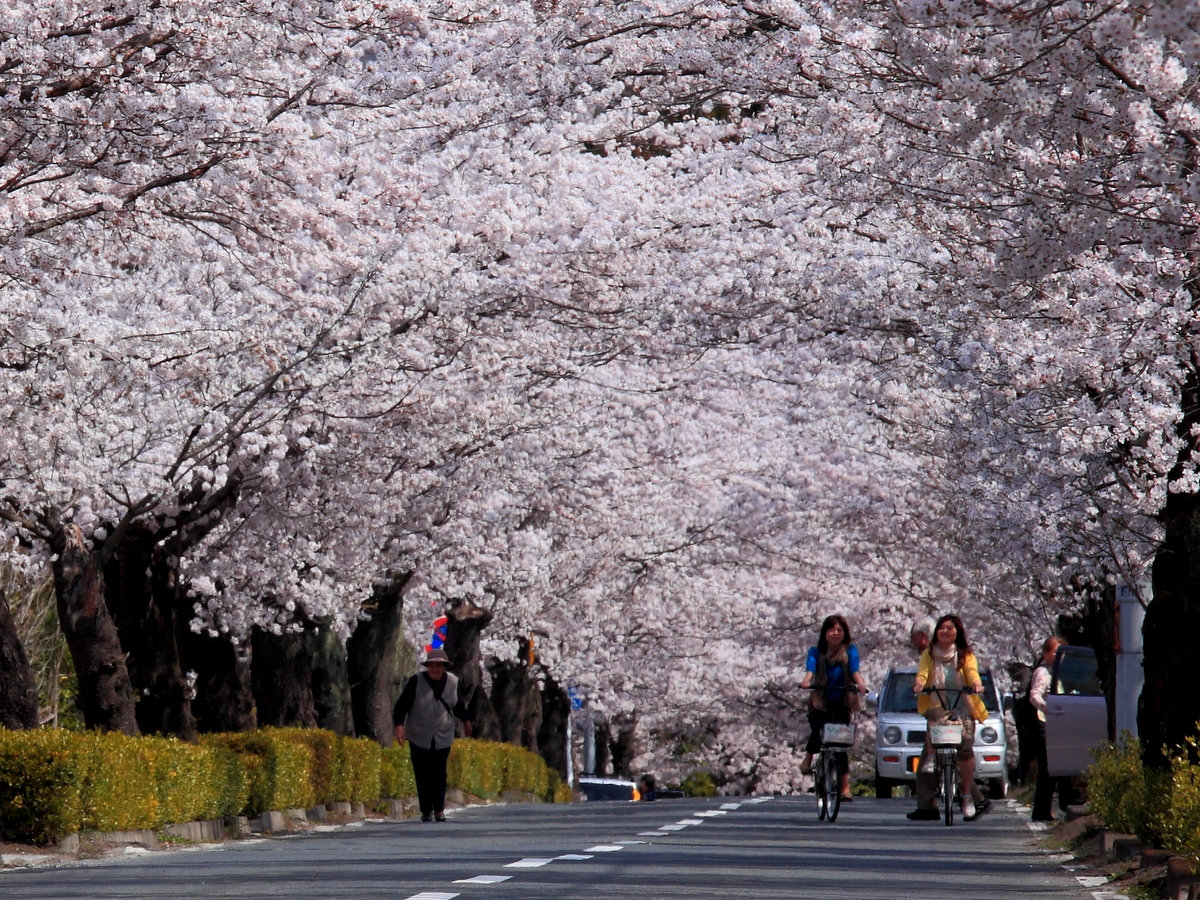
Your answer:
815;720;856;822
803;685;863;823
920;685;979;826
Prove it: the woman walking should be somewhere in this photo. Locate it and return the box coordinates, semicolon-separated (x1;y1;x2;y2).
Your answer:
393;648;472;822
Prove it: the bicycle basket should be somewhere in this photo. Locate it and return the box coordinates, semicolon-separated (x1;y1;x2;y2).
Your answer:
928;722;963;746
821;723;856;746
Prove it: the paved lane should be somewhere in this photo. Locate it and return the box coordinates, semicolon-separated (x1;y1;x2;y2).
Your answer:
0;796;1095;899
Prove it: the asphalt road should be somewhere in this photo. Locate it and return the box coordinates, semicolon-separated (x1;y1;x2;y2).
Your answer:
0;796;1099;899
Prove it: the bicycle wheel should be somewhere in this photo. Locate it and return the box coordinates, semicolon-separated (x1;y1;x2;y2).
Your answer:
826;754;844;822
815;754;828;820
942;755;956;827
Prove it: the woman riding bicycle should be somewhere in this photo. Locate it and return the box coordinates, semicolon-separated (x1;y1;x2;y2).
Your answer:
908;614;990;822
800;614;867;801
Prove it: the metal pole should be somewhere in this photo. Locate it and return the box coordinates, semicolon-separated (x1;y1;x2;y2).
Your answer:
583;713;596;776
565;710;574;787
1115;579;1146;739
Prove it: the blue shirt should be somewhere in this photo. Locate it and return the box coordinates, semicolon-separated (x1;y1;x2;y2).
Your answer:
806;644;860;705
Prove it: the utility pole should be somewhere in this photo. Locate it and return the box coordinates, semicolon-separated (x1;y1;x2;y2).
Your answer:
1115;579;1146;739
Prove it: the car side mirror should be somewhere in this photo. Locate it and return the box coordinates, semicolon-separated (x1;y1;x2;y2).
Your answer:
864;691;879;711
1002;692;1014;713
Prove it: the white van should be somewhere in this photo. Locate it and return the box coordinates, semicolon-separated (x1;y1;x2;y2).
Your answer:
1044;645;1109;776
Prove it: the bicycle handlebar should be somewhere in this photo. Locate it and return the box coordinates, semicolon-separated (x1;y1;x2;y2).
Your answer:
918;684;981;694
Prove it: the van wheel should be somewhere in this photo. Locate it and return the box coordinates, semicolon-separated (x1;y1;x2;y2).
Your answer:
875;772;894;799
988;777;1007;799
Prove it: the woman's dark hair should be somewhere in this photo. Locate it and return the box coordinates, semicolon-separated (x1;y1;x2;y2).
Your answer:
934;614;972;653
817;614;853;653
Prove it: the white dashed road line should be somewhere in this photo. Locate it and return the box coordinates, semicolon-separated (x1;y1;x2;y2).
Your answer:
422;800;748;898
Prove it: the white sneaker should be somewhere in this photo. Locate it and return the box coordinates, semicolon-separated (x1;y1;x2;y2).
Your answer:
962;796;976;819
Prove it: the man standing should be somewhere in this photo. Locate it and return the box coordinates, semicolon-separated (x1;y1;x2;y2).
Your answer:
394;648;472;822
910;617;935;656
905;616;937;819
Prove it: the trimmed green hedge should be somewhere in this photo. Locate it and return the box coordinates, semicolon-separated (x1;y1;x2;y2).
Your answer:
0;728;569;844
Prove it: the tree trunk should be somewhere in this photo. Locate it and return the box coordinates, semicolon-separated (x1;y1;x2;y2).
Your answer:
307;620;354;736
1143;367;1200;768
1145;487;1200;766
186;631;256;733
104;524;196;739
443;598;500;741
51;525;139;734
0;587;38;729
608;717;638;778
488;638;541;750
251;626;318;728
593;720;612;776
537;671;570;780
347;574;410;744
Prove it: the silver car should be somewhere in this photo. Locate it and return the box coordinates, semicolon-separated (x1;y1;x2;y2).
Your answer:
873;665;1010;799
1045;645;1108;777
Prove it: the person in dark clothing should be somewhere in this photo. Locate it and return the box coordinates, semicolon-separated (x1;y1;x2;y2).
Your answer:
1030;636;1077;821
393;648;472;822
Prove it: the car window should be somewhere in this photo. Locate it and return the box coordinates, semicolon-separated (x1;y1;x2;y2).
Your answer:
881;669;1000;714
882;672;919;712
1052;646;1102;696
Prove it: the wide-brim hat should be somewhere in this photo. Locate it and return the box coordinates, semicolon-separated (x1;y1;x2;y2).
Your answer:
423;648;452;667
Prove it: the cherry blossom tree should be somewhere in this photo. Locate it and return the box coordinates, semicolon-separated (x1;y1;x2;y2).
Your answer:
3;0;1197;793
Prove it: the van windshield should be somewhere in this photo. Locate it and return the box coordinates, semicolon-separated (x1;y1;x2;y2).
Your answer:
882;670;999;714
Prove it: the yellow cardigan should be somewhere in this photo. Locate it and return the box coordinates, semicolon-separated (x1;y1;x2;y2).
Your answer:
915;649;987;722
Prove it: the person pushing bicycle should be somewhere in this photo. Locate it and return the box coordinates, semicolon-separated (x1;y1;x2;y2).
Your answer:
800;614;868;801
908;614;990;822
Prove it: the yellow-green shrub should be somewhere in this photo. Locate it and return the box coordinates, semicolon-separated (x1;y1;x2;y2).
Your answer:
335;736;383;803
0;729;83;844
447;739;506;800
76;732;163;832
1155;732;1200;864
201;730;315;815
380;744;416;799
271;728;337;805
1088;733;1170;845
0;725;568;845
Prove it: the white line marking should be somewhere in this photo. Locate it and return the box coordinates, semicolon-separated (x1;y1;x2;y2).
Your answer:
617;840;646;845
696;810;727;817
659;824;689;831
1077;876;1110;887
454;875;511;884
720;803;742;810
639;831;670;836
505;858;556;868
584;844;625;852
555;854;593;861
676;818;704;825
405;894;459;900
